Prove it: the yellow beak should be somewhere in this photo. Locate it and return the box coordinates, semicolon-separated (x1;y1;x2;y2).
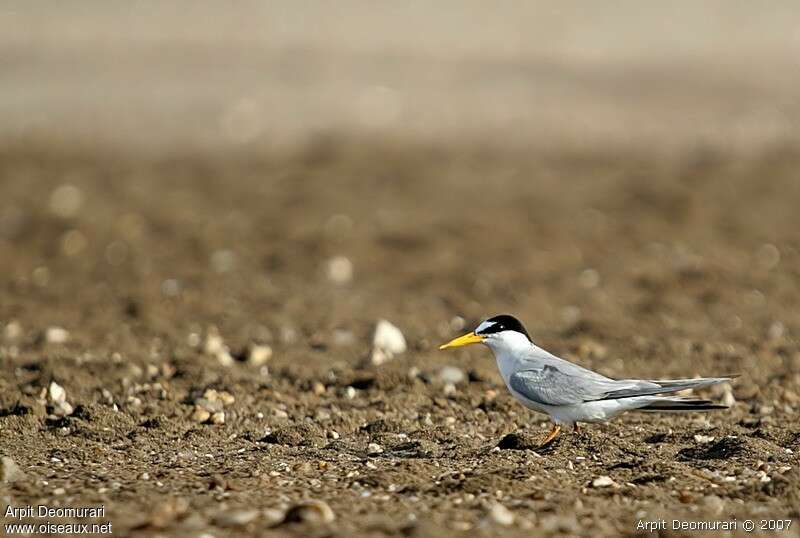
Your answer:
439;331;484;350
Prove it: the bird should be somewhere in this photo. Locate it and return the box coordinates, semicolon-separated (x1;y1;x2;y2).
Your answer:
439;314;734;446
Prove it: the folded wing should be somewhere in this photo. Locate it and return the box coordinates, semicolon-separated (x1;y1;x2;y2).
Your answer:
509;365;734;406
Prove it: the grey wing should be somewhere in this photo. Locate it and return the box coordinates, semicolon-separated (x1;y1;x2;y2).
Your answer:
508;365;658;406
509;366;733;406
508;365;609;406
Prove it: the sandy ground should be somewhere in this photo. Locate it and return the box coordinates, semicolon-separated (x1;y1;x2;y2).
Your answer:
2;3;800;536
0;140;799;536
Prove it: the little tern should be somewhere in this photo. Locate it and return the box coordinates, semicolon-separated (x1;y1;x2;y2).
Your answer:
440;315;734;446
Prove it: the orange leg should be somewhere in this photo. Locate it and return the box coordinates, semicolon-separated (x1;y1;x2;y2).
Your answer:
573;423;581;434
540;424;562;446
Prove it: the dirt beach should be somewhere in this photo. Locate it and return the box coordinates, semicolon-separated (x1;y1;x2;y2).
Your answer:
0;140;798;536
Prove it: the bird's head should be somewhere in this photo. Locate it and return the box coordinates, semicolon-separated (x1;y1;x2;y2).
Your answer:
439;314;532;353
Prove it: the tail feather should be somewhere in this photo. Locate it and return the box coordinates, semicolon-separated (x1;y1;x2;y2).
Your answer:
636;397;729;413
604;375;736;400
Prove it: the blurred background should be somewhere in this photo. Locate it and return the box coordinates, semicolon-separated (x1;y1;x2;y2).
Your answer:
1;3;799;536
3;1;800;154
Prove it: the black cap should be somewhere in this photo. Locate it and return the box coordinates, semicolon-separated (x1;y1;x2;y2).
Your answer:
475;315;532;341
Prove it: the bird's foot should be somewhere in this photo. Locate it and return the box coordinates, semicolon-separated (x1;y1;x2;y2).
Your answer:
539;424;562;447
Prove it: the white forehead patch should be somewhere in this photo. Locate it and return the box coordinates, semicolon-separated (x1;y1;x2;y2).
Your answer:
475;320;496;333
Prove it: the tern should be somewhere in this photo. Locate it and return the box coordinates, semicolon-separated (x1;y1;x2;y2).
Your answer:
440;315;734;446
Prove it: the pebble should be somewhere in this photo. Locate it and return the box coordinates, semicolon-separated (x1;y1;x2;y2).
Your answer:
782;389;799;404
722;387;736;407
204;328;234;366
1;457;26;483
52;401;74;417
591;476;616;488
768;321;785;341
211;411;226;425
247;344;272;366
371;320;406;365
206;389;235;406
489;503;515;526
579;268;600;289
49;184;83;218
214;509;259;527
326;256;353;284
210;249;236;274
700;495;724;515
437;366;466;385
694;434;715;443
191;406;211;423
48;381;67;404
367;443;384;455
283;500;335;524
332;329;355;347
3;320;22;340
195;398;224;413
45;327;70;344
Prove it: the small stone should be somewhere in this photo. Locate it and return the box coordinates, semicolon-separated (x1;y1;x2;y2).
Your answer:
187;332;201;347
204;328;228;355
53;401;74;417
367;443;384;455
53;487;66;495
196;398;224;413
214;509;259;527
48;381;67;404
579;268;600;289
49;184;83;218
700;495;724;515
768;321;785;341
694;434;715;443
326;256;353;284
283;500;335;524
489;503;514;526
146;364;159;379
312;382;326;396
756;243;780;269
210;249;236;273
722;387;736;407
191;406;211;423
216;350;235;367
247;344;272;366
437;366;466;385
591;476;616;488
3;321;22;341
1;457;26;483
211;411;226;425
344;386;356;399
332;329;355;347
45;327;70;344
371;320;406;365
160;278;181;297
